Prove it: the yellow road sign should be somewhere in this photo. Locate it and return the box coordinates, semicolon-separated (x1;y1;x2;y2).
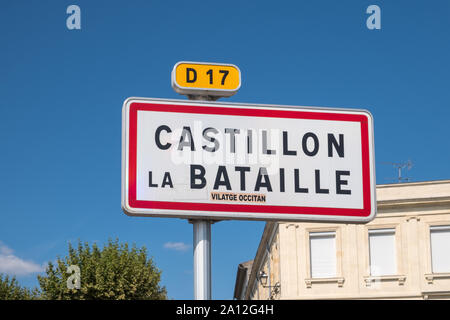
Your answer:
172;61;241;97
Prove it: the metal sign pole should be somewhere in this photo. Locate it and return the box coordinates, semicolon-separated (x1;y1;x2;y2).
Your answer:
188;94;213;300
191;219;212;299
174;62;239;300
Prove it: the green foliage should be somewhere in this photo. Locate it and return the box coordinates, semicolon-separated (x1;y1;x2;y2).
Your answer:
0;274;38;300
37;239;167;300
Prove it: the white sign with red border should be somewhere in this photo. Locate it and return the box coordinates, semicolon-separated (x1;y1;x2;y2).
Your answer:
122;97;376;223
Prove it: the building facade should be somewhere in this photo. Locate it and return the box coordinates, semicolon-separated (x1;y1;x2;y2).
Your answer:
234;180;450;300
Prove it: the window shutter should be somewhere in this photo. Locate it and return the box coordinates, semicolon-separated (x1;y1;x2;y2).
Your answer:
369;229;397;276
309;232;336;278
430;226;450;273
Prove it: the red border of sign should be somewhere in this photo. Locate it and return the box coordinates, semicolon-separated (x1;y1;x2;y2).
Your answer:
127;102;372;218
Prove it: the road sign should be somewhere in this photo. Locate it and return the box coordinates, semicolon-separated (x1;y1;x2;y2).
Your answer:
122;97;376;223
171;61;241;97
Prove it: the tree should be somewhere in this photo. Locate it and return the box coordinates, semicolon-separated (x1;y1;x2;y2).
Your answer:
0;274;38;300
37;239;167;300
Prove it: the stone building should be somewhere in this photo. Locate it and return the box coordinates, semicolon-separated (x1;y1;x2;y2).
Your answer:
233;180;450;300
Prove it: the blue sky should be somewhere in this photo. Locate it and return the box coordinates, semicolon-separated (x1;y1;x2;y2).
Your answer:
1;1;449;299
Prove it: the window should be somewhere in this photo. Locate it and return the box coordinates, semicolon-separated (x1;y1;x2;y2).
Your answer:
369;229;396;276
430;226;450;273
309;231;336;278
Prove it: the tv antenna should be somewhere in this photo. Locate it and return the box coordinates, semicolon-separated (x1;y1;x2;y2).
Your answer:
382;160;413;183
